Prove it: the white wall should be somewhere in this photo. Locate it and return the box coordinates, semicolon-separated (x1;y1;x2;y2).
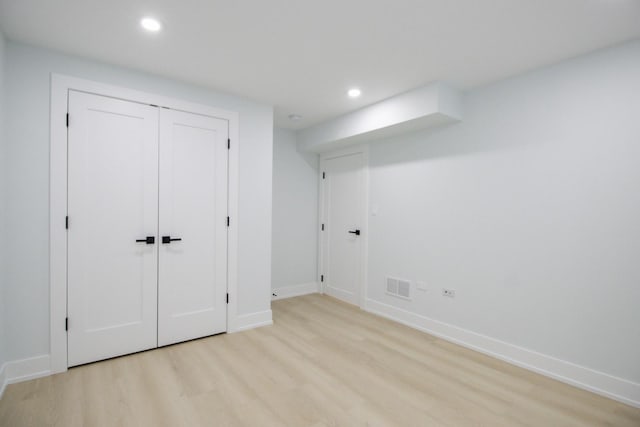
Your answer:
3;41;273;363
366;39;640;386
0;27;7;372
271;128;318;293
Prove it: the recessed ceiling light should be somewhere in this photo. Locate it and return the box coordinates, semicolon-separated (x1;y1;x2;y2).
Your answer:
288;114;303;121
347;88;361;98
140;17;162;32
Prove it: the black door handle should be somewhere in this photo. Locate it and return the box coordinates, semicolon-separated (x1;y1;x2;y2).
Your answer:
162;236;183;244
348;230;361;236
136;236;155;244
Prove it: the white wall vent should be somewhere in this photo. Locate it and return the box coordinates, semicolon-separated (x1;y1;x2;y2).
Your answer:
386;277;398;294
386;277;412;300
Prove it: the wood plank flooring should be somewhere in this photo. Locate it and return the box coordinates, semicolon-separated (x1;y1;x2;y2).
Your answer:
1;294;639;426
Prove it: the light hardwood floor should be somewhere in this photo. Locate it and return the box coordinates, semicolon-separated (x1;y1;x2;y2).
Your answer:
1;294;639;426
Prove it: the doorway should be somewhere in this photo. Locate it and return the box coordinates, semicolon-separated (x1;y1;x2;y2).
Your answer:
66;90;229;366
319;147;368;307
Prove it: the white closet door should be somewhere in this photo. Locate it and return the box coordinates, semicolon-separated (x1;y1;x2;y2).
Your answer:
158;109;228;346
322;152;365;306
67;91;159;367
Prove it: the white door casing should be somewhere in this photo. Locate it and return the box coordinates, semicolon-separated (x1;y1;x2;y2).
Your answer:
158;109;229;346
319;147;368;307
67;91;159;366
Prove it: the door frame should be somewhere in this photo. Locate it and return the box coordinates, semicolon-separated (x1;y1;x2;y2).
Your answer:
50;74;240;374
318;145;369;309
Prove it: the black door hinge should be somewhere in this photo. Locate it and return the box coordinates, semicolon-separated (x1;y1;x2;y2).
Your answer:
65;216;69;229
66;113;69;127
65;317;68;331
227;216;230;227
321;275;324;282
226;293;229;304
228;138;230;149
321;223;325;231
322;172;326;179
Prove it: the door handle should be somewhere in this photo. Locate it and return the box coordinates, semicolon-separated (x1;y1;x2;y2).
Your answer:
162;236;183;244
348;230;361;236
135;236;155;244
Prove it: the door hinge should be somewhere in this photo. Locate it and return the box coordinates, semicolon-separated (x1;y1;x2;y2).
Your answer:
321;275;324;282
321;223;325;231
227;216;230;227
228;138;230;149
66;113;69;128
322;172;326;179
65;216;69;229
226;293;229;304
65;317;68;331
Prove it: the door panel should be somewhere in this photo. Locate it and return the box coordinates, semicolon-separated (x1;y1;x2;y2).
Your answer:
322;152;364;305
158;109;228;346
67;91;159;367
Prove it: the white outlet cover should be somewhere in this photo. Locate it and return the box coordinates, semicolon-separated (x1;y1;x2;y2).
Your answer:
442;288;456;298
416;281;427;291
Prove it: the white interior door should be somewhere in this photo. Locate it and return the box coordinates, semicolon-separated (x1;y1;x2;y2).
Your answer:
321;151;365;306
67;91;159;367
158;109;229;346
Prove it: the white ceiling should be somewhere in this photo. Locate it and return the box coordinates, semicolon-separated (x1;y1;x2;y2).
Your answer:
1;0;639;129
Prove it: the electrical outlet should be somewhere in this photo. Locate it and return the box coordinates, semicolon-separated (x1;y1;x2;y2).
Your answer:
442;288;455;298
416;281;428;291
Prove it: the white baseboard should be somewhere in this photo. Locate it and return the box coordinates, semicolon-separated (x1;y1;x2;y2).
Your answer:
233;310;273;332
0;355;51;400
272;282;319;300
365;298;640;408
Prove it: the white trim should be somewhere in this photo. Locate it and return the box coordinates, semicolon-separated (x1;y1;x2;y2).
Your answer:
49;73;240;374
0;355;52;399
226;105;240;333
360;146;370;310
234;310;273;332
272;282;320;300
0;363;5;399
318;145;369;309
365;298;640;408
316;153;325;294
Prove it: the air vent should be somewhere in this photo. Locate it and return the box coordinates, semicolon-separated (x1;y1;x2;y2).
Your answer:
398;280;410;298
386;277;398;294
386;277;412;300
